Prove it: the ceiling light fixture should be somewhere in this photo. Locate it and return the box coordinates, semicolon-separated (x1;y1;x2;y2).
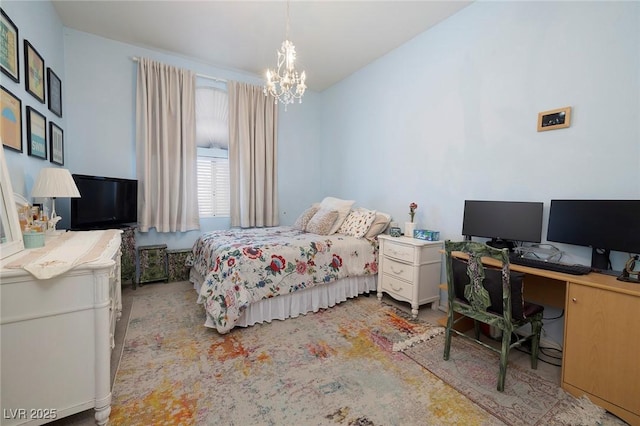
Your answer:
263;1;306;111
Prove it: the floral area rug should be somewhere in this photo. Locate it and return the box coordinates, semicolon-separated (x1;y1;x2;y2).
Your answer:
402;334;629;426
110;282;505;425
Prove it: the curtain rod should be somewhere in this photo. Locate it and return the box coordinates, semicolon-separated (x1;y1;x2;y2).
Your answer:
131;56;227;83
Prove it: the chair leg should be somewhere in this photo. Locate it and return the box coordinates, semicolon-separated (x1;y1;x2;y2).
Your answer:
497;329;511;392
443;311;454;360
530;314;543;370
474;319;481;340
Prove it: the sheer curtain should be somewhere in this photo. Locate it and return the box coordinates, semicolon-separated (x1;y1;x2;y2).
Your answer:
228;81;279;227
136;58;200;232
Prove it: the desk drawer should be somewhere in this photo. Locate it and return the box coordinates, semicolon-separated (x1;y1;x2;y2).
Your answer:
381;256;414;282
382;242;415;263
381;273;413;300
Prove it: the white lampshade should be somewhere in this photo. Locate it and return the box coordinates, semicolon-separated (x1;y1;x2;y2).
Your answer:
31;168;81;199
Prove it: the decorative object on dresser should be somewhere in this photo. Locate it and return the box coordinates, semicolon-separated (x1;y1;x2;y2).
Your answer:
166;248;192;282
377;234;443;318
31;167;81;233
136;244;168;287
0;229;123;426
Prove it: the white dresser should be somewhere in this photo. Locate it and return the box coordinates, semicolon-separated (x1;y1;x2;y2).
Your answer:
377;234;443;318
0;230;122;426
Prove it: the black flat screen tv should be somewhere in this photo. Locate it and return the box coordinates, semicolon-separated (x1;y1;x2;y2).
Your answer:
462;200;544;250
70;174;138;230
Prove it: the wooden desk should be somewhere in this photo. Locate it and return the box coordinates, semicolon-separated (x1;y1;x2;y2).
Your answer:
445;254;640;425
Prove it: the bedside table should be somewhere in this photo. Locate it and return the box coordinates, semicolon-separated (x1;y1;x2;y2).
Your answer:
377;234;443;318
136;244;168;287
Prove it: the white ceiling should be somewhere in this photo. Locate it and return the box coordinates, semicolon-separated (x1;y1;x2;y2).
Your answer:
51;0;472;92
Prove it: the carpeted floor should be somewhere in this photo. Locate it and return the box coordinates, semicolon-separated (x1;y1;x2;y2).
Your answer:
53;281;629;425
403;334;627;426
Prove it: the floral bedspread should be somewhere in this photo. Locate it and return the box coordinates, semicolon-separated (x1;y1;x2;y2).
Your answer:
188;226;379;333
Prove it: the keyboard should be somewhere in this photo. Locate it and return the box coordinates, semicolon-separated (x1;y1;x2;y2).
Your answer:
509;254;592;275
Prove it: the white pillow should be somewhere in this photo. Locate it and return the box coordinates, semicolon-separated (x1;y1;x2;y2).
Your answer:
319;197;355;234
338;209;377;238
365;211;392;240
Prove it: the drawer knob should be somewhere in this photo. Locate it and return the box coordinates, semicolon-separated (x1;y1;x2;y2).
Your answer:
572;297;577;303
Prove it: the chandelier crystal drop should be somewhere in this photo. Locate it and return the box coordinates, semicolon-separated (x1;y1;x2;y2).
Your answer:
263;2;306;111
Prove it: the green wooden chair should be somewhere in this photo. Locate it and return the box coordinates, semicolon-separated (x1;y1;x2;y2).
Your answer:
443;240;544;392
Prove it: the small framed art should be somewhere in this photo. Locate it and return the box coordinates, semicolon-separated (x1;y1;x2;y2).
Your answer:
0;8;19;82
24;40;45;103
537;106;571;132
49;122;64;165
47;68;62;117
26;106;47;159
0;85;22;152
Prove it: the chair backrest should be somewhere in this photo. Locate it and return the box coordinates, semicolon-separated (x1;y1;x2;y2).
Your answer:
444;240;526;322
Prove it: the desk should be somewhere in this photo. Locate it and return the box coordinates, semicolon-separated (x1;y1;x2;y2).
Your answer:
447;255;640;425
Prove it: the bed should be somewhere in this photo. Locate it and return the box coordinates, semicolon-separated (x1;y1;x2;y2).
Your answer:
188;226;380;333
188;197;391;333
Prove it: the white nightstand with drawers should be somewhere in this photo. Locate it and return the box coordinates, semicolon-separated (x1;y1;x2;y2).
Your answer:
377;234;443;318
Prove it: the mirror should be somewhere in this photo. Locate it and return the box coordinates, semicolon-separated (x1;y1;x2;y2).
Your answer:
0;147;24;259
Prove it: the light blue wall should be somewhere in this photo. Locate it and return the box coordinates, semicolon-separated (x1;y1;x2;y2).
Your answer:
320;1;639;271
318;1;639;347
1;1;65;201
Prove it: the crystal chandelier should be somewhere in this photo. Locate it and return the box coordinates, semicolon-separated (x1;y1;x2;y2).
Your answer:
263;1;306;110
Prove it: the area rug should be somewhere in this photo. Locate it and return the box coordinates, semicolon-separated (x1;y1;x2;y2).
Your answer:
402;334;628;426
109;283;503;425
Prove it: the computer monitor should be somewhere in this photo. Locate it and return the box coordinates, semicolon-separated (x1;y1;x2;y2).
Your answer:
547;199;640;272
462;200;544;251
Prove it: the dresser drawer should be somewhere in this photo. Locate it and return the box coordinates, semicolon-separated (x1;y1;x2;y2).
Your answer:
381;274;413;300
382;241;415;263
381;256;414;282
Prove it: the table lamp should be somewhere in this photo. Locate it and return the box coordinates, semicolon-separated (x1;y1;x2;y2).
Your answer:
31;168;81;233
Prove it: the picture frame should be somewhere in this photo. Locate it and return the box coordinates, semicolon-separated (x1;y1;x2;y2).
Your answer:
0;85;22;152
537;106;571;132
24;40;45;104
47;67;62;117
26;106;46;160
0;8;19;83
49;121;64;165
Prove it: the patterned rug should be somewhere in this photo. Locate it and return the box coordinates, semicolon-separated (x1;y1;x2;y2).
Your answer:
402;334;628;426
110;283;502;425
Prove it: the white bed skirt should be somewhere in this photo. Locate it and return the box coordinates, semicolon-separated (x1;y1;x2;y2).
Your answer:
190;269;378;329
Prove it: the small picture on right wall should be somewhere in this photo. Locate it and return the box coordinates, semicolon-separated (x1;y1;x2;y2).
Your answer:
537;106;571;132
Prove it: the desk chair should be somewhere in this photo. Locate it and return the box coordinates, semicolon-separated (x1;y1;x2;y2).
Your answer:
443;240;544;392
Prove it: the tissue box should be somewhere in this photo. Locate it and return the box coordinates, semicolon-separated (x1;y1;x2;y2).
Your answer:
413;229;440;241
23;232;45;248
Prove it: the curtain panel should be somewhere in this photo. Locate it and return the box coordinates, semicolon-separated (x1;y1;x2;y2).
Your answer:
228;81;279;228
136;58;200;232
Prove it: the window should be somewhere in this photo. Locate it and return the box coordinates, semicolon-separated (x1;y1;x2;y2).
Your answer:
196;85;229;217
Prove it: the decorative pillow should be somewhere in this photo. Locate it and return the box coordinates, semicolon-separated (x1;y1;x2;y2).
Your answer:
451;257;526;320
319;197;355;234
338;209;377;238
364;211;392;240
293;204;320;231
306;209;339;235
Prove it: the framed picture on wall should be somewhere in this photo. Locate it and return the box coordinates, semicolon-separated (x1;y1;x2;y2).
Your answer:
537;106;571;132
0;8;19;82
0;85;22;152
24;40;45;103
49;122;64;165
26;106;46;159
47;68;62;117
